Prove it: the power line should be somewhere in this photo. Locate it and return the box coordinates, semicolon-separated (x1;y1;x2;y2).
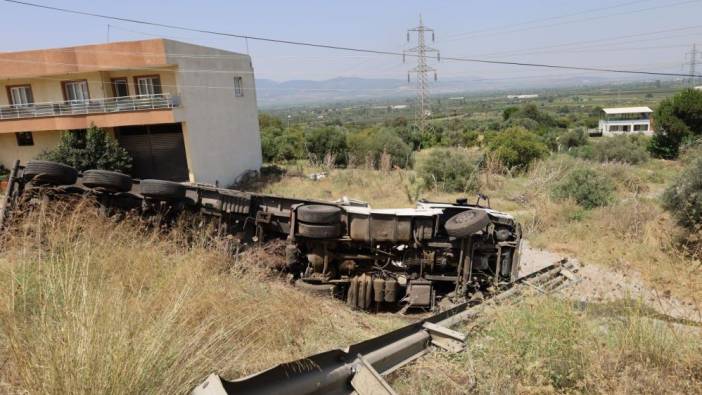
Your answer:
3;0;702;79
444;0;654;39
465;24;702;59
444;0;699;41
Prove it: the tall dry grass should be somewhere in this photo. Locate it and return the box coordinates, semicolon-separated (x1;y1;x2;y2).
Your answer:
390;296;702;394
0;199;402;394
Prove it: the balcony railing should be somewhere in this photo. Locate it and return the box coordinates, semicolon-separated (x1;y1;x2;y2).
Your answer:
0;93;179;121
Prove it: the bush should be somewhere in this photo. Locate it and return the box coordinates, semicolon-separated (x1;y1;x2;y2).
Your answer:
439;129;480;148
42;125;132;172
304;126;348;166
552;168;614;209
486;127;548;171
347;128;413;169
260;126;305;162
662;157;702;230
558;127;588;150
418;148;481;192
572;134;649;164
258;112;283;129
649;88;702;159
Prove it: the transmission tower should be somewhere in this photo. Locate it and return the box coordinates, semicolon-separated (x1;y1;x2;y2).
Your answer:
684;43;701;86
405;15;439;138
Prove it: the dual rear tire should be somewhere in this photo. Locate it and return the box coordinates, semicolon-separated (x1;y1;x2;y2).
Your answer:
296;205;342;239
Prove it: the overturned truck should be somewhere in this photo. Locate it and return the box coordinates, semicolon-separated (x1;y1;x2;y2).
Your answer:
1;160;523;311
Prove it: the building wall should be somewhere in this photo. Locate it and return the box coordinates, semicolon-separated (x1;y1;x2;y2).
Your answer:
165;40;261;186
599;119;654;137
0;131;61;169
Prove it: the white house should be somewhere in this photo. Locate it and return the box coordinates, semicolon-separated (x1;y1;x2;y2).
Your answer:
598;107;654;136
507;94;538;100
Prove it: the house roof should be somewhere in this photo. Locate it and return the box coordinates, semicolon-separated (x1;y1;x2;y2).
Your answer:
0;39;170;79
0;39;246;79
602;106;653;114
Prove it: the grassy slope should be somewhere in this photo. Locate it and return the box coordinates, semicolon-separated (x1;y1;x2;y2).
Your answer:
2;150;700;394
390;297;702;394
259;153;702;393
260;153;700;303
0;200;404;394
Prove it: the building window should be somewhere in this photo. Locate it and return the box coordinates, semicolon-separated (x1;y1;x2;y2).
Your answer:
634;124;649;132
15;132;34;146
8;85;34;106
111;78;129;97
63;80;90;102
233;77;244;97
135;76;162;96
608;125;629;132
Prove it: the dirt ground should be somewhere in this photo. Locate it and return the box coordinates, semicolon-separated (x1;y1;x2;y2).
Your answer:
520;240;702;322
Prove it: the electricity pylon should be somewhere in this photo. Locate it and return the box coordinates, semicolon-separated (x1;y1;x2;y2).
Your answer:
405;15;439;138
684;43;700;86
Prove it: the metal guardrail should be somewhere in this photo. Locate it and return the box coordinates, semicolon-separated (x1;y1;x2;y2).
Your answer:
0;94;178;120
192;261;578;395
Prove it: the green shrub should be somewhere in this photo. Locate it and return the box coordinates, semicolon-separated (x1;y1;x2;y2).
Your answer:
662;157;702;230
260;126;305;162
347;128;413;169
558;127;588;150
439;129;480;148
486;127;548;171
304;126;348;166
42;125;132;172
552;168;614;209
572;134;649;164
418;148;481;192
258;112;283;129
649;88;702;159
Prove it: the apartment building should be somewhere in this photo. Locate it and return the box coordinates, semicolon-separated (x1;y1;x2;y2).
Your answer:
0;39;262;185
597;106;654;137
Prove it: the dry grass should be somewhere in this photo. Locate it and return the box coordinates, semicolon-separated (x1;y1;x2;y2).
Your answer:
0;200;403;394
390;296;702;394
258;154;701;304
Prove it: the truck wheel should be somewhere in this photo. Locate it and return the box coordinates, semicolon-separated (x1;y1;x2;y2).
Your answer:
82;170;133;192
445;210;491;238
140;179;186;201
297;204;342;224
297;222;341;239
23;160;78;186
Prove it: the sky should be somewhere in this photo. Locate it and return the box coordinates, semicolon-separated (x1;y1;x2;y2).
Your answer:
1;0;702;83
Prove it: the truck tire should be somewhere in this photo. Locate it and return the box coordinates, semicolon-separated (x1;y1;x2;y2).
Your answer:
445;210;491;238
297;204;342;224
82;169;133;192
140;179;186;201
23;160;78;186
297;222;341;239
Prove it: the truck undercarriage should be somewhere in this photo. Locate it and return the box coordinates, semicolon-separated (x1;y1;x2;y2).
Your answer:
0;160;523;311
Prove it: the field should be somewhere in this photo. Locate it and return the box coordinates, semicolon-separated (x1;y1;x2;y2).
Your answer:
2;83;702;394
1;153;701;394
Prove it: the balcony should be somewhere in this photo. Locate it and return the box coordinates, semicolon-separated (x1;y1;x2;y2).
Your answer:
0;93;179;121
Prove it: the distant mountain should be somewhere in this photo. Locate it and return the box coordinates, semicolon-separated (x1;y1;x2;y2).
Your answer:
254;75;612;107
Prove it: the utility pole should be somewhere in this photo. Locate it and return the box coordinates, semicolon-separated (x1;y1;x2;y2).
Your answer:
684;43;700;87
405;15;439;138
